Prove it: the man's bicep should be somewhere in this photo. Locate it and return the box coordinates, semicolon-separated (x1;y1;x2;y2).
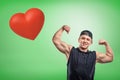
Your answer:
54;41;72;54
96;52;112;63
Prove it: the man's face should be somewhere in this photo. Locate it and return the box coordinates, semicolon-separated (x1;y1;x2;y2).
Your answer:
78;35;92;49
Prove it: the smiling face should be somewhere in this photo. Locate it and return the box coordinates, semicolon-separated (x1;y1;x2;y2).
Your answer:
78;35;92;50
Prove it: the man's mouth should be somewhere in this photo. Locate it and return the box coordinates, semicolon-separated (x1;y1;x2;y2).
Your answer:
82;43;88;46
83;43;87;45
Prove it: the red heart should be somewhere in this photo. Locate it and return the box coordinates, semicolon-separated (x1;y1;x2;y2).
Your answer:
9;8;44;40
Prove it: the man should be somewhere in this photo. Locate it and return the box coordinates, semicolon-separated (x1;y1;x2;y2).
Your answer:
52;25;113;80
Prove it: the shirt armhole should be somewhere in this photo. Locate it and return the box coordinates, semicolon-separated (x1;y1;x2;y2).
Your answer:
67;47;75;65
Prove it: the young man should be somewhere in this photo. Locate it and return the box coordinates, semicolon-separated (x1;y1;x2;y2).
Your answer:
52;25;113;80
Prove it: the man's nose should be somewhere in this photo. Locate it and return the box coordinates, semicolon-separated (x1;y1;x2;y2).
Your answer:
84;39;87;42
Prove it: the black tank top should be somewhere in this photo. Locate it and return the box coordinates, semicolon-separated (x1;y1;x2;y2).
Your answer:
67;47;96;80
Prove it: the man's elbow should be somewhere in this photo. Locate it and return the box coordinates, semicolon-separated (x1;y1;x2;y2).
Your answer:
52;38;56;45
109;54;114;62
52;37;55;43
52;37;60;45
52;35;56;42
106;52;114;62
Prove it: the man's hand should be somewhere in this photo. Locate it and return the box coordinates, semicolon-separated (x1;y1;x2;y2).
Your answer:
99;39;107;46
62;25;70;33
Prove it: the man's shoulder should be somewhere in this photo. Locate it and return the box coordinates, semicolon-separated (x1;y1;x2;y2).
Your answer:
88;50;96;54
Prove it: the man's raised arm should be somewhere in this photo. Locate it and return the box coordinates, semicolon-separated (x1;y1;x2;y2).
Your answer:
96;39;114;63
52;25;72;58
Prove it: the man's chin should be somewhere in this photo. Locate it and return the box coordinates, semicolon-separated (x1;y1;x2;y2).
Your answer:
80;46;88;50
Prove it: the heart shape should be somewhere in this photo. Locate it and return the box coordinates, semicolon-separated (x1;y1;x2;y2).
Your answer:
9;8;44;40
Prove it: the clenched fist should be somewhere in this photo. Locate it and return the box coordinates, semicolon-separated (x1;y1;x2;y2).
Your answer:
62;25;70;33
99;39;108;46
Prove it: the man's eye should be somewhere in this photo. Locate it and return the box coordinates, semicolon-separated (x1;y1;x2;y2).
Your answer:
87;39;90;41
82;37;85;39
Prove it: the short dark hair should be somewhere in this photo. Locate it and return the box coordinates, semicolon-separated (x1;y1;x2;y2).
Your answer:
80;30;93;39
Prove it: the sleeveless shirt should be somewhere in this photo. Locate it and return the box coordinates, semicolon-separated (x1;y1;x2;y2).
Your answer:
67;47;96;80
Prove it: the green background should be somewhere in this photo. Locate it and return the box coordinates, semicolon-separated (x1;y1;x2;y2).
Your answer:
0;0;120;80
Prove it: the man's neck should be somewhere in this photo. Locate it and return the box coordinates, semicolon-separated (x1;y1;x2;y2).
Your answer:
79;47;88;53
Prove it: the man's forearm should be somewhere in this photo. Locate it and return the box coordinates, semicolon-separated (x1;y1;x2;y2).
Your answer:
105;42;113;59
52;27;64;42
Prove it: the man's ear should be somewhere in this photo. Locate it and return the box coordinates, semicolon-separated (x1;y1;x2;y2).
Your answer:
90;40;93;45
78;37;80;43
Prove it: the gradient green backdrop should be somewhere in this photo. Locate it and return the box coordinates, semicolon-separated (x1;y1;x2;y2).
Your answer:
0;0;120;80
